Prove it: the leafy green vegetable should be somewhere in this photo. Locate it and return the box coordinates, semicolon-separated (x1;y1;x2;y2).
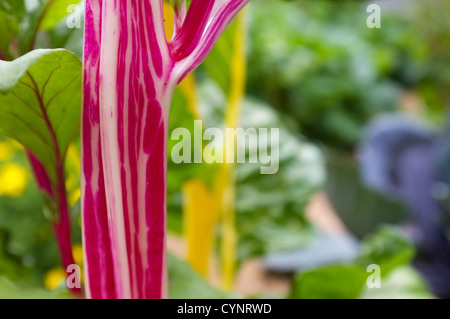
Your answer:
291;265;367;299
290;226;421;299
169;254;235;299
0;49;81;183
356;226;415;278
361;266;434;299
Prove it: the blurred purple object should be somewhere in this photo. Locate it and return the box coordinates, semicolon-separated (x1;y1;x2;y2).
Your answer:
358;114;436;198
358;114;450;298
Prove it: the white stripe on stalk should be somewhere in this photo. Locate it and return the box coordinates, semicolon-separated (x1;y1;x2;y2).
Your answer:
99;0;131;299
122;0;138;298
152;0;172;72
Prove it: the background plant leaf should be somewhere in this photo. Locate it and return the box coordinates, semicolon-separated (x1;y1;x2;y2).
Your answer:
0;10;19;60
291;265;367;299
0;277;71;299
0;49;81;183
168;254;236;299
355;226;415;278
39;0;81;31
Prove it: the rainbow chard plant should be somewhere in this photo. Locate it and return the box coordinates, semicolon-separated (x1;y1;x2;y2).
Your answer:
0;48;82;295
82;0;250;298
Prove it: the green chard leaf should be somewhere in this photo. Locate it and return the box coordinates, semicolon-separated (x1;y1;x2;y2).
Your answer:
0;49;81;183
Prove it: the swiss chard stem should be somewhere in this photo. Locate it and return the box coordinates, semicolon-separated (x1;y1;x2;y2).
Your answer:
53;160;81;296
27;151;81;296
82;0;249;299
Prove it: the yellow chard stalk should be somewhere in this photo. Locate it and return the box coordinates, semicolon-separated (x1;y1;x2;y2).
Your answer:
178;67;220;278
219;10;247;290
180;10;247;290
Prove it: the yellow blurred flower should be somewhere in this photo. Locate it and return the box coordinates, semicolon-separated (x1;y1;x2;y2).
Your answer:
44;245;85;290
73;244;85;284
44;268;66;290
67;144;80;174
72;244;84;267
69;188;81;207
65;173;77;190
65;145;81;206
0;163;28;197
65;174;81;206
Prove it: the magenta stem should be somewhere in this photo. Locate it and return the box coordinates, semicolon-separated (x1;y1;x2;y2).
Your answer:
28;151;81;296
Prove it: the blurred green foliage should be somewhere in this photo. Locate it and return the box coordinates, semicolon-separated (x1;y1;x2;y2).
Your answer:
247;0;450;149
291;226;431;299
0;139;63;285
167;13;326;263
0;277;71;299
0;0;83;59
292;265;367;299
355;226;415;277
168;254;236;299
200;83;324;259
0;253;232;299
166;78;325;261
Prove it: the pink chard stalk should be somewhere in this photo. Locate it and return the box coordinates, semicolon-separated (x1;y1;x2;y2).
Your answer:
28;150;79;295
82;0;249;298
